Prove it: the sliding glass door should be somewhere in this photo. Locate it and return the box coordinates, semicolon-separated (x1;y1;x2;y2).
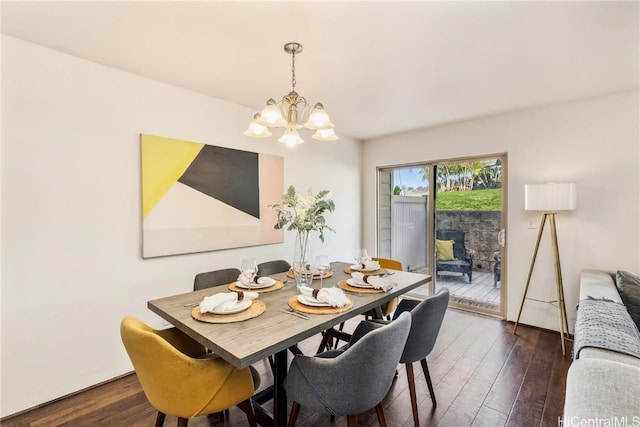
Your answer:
377;155;506;317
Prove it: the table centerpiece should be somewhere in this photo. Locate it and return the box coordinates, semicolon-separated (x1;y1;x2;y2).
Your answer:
269;185;335;288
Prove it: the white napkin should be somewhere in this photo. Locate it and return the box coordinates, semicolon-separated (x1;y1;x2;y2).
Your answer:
237;272;273;287
351;272;395;292
358;259;380;270
299;286;350;307
199;291;259;313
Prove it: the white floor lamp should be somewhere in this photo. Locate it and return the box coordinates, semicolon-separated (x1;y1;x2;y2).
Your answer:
513;182;577;356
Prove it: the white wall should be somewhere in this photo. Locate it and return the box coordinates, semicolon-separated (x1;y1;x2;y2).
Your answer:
363;90;640;331
0;36;361;416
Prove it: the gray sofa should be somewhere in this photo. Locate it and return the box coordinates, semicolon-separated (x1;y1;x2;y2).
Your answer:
563;270;640;423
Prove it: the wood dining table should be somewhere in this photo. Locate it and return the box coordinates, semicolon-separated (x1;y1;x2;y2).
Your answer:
147;261;431;427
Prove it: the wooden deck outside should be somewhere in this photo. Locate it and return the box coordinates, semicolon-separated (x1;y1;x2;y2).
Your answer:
408;270;501;312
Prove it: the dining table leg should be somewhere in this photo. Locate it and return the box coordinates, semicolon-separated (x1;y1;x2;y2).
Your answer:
273;349;289;426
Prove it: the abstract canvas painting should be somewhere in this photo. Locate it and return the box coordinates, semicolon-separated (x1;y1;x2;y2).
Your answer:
141;134;284;258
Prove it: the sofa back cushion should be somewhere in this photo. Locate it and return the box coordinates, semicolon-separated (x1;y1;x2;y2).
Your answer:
616;270;640;331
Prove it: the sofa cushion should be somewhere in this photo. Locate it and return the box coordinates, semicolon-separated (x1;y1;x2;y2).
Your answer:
616;270;640;331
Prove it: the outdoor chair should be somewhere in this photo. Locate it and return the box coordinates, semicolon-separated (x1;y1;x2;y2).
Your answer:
493;250;501;287
435;229;474;283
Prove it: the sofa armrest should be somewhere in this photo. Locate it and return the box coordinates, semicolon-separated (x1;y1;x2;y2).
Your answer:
564;358;640;422
465;247;475;261
580;269;621;303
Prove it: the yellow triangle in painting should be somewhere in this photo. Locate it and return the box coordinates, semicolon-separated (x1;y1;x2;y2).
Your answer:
141;134;204;219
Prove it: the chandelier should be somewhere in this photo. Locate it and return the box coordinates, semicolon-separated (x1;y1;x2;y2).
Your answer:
244;42;338;146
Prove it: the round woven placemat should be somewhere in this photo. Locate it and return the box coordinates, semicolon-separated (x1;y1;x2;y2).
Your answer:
337;280;384;294
286;270;334;280
343;267;386;276
287;295;353;315
191;300;266;324
227;280;284;293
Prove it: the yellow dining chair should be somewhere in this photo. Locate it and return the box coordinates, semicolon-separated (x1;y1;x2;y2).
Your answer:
371;257;402;319
319;257;404;353
120;316;259;427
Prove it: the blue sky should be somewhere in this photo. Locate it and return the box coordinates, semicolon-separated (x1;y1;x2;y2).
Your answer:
394;167;429;189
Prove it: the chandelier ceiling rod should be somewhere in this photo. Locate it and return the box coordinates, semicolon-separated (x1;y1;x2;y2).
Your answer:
244;42;338;147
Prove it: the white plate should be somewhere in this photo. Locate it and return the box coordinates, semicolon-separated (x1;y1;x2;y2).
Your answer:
211;299;252;314
346;278;373;288
350;264;380;272
235;277;276;289
297;294;330;307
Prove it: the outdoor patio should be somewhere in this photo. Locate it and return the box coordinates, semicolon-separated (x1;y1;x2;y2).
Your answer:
407;270;500;312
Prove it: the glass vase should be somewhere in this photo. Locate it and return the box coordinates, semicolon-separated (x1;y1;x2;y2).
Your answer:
293;230;314;290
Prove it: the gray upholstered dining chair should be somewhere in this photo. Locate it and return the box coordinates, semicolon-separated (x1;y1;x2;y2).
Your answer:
193;268;240;291
256;259;291;276
284;312;412;427
392;288;449;426
336;288;449;427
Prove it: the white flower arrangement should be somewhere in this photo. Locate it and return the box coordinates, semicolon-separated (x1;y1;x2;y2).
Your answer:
269;185;335;242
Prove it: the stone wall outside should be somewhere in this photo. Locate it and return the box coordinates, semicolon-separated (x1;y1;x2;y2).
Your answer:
436;210;501;272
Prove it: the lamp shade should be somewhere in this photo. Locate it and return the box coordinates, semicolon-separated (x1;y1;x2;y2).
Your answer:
304;103;334;130
244;114;272;137
312;128;339;141
278;127;304;147
525;183;577;212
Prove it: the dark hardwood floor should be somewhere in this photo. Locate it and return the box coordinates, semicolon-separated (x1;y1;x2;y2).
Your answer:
2;308;572;427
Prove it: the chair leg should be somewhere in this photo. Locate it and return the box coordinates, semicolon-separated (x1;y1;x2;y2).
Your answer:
375;403;387;427
289;345;303;355
347;414;358;427
405;363;419;427
237;398;257;427
420;358;437;407
177;418;188;427
288;401;301;427
317;329;336;353
155;412;166;427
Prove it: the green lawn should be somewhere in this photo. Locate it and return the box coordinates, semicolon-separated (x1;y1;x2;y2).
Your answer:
435;188;501;211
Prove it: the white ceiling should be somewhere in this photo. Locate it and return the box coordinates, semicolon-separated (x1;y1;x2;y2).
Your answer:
2;1;638;140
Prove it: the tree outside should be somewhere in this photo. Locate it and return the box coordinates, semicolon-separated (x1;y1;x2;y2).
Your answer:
394;160;502;210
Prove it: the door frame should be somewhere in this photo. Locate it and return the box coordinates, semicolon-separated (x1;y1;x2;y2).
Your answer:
376;153;507;319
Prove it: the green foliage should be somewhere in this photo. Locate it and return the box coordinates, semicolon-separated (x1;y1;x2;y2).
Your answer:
423;159;502;192
435;188;502;211
268;185;335;242
393;185;402;195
